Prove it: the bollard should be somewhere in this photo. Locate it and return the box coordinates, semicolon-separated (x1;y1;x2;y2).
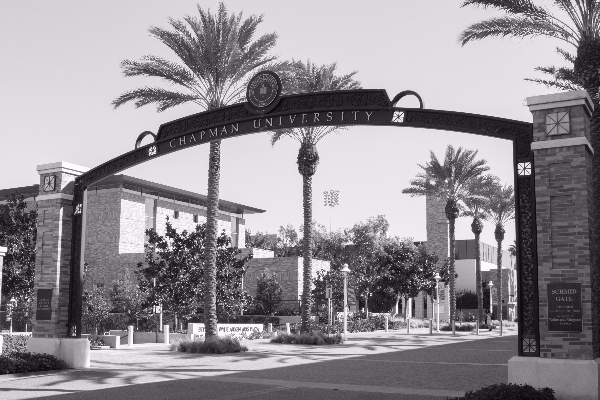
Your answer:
268;323;273;333
385;316;389;332
451;320;456;335
163;325;170;344
476;319;479;335
127;325;134;347
429;319;433;335
406;318;411;334
286;323;290;334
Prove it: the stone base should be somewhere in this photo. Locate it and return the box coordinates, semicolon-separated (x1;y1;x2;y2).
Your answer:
509;356;600;400
27;338;90;368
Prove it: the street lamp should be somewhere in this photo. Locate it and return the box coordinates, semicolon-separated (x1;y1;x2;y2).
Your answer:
488;281;494;319
434;273;441;333
340;263;351;341
8;297;16;336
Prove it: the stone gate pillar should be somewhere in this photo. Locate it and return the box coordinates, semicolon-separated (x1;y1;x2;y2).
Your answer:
30;162;88;338
509;91;598;399
27;162;90;368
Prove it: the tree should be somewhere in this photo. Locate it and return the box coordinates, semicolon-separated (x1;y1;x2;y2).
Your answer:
459;0;600;329
0;191;37;310
486;182;516;323
255;272;284;315
346;215;389;317
82;286;111;335
456;290;479;310
138;219;253;323
110;279;148;326
113;3;278;337
403;145;489;322
312;269;345;319
270;60;361;332
461;175;496;323
377;238;439;318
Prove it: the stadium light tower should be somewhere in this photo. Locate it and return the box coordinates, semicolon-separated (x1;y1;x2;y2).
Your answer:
323;190;340;232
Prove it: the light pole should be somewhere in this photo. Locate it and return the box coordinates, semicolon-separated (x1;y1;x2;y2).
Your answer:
435;273;441;333
341;263;350;341
8;297;16;335
323;190;340;232
488;281;494;323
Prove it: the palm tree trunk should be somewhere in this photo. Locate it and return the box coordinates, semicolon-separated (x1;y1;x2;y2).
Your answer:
591;104;600;355
203;140;221;337
471;218;483;324
448;217;456;322
495;223;504;323
300;173;313;333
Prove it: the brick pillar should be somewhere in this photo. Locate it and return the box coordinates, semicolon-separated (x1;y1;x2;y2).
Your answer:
32;162;88;338
0;246;6;310
509;91;599;399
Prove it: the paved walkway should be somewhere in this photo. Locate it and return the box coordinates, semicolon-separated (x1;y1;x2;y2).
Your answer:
0;326;518;400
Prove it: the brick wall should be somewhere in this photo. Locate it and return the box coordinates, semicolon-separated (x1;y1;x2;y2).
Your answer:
426;194;448;267
244;257;330;300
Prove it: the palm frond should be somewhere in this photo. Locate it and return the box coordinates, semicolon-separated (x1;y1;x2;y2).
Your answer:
112;87;200;112
486;182;516;226
461;0;549;16
459;15;575;46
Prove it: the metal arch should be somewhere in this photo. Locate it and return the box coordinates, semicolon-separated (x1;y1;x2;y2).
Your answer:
391;90;424;109
134;131;156;149
66;88;538;358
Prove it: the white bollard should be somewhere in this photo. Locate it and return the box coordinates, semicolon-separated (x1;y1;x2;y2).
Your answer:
429;319;433;335
268;323;273;333
385;316;389;332
407;318;411;334
286;323;290;334
163;325;170;344
451;319;456;335
127;325;134;347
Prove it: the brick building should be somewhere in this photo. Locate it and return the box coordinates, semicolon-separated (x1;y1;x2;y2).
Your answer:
0;162;265;290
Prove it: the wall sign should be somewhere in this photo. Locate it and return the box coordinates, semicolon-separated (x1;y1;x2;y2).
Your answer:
36;288;53;321
547;282;582;332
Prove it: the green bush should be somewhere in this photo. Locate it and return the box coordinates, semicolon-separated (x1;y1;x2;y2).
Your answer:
0;352;68;374
2;335;29;355
440;324;474;331
173;336;247;354
270;332;343;345
460;383;555;400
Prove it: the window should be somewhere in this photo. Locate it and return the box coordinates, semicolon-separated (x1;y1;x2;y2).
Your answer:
174;211;179;219
193;214;199;223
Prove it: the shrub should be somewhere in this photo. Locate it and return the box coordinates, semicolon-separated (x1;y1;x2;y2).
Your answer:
460;383;555;400
440;324;474;331
173;336;247;354
270;332;343;345
88;338;105;348
0;352;68;374
2;335;29;355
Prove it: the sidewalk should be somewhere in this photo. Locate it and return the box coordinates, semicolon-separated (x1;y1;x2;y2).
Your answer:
0;326;518;400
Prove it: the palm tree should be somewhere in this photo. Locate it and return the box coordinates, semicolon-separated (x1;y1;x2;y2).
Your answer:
403;145;489;323
486;182;516;328
270;60;361;332
461;175;497;325
459;0;600;312
112;3;278;337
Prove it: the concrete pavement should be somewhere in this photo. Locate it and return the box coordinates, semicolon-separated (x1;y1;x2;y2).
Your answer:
0;326;518;399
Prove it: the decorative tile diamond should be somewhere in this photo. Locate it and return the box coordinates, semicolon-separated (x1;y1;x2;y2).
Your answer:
523;337;537;353
148;146;157;156
74;204;82;215
392;111;405;123
518;162;531;176
546;111;570;136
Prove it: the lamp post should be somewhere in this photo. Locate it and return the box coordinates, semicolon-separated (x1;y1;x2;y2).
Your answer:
488;280;494;321
8;297;16;335
323;190;340;232
434;273;441;333
340;263;350;341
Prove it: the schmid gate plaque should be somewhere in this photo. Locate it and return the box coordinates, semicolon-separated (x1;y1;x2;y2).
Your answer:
36;288;53;321
547;283;582;332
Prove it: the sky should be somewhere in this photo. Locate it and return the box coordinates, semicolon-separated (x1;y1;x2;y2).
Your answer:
0;1;571;248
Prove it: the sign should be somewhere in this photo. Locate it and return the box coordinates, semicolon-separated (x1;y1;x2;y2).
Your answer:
246;71;282;113
326;286;332;299
438;283;446;302
548;282;582;332
189;323;263;338
36;289;53;321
